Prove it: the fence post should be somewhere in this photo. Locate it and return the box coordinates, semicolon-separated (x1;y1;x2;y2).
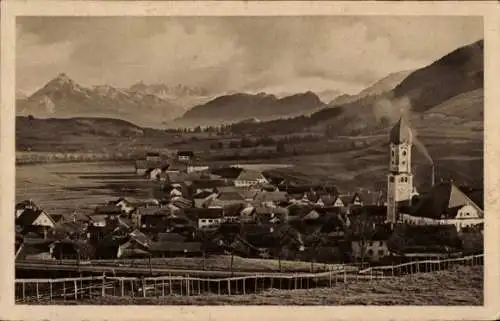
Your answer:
49;280;53;302
22;282;26;301
218;280;221;295
102;273;106;297
130;280;134;297
187;275;191;296
243;278;246;295
255;277;258;293
74;280;78;300
169;275;172;295
329;267;332;288
227;279;231;295
121;279;124;297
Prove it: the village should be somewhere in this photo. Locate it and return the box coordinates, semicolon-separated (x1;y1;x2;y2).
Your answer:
14;118;484;270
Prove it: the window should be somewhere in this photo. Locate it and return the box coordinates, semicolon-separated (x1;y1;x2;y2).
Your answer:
367;249;374;256
402;161;406;165
400;177;405;182
402;150;407;156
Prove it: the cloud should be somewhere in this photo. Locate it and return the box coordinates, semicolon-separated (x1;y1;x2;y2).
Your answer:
16;16;483;96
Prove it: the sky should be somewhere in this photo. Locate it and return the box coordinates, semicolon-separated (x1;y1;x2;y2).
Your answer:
16;16;483;96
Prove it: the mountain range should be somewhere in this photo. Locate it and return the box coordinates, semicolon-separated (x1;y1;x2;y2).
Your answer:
16;75;215;127
16;39;483;140
223;39;484;136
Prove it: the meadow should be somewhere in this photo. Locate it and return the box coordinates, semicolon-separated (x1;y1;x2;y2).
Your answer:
16;161;150;215
40;265;483;305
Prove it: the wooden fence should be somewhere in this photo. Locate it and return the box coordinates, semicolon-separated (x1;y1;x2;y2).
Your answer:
15;254;483;303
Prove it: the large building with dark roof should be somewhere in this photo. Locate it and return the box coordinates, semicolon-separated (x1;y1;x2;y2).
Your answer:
399;182;483;232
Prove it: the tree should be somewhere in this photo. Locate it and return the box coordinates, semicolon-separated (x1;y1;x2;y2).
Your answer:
350;210;376;266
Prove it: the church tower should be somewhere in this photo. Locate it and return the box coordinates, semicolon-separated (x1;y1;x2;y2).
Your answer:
387;117;414;224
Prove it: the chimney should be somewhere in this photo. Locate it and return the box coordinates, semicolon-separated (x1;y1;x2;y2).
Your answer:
431;164;435;187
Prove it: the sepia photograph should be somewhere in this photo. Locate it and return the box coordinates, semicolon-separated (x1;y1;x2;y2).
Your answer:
1;1;499;320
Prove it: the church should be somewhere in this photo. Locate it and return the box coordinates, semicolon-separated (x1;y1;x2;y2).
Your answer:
385;117;484;232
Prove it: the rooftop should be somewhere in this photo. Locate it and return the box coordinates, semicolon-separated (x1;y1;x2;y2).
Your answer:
389;117;413;145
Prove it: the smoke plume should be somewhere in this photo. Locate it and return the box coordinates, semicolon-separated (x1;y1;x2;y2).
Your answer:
373;94;434;166
413;135;434;165
373;95;411;124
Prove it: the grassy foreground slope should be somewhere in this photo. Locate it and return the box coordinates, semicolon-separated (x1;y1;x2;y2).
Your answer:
48;266;482;305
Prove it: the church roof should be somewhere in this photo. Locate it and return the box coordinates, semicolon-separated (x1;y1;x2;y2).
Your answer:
389;117;413;144
409;182;483;219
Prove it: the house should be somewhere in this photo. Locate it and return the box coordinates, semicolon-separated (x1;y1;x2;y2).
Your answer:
171;196;194;209
193;190;218;208
52;240;94;260
132;206;170;229
331;197;346;207
15;200;39;218
114;198;136;215
154;232;187;243
234;169;269;187
253;191;288;207
207;188;246;208
94;204;124;216
187;162;210;174
15;238;55;260
240;205;257;223
50;220;88;240
134;159;170;175
169;187;183;198
238;224;305;258
149;241;203;257
116;230;152;259
184;208;224;230
315;195;338;207
16;208;56;238
349;205;387;232
222;203;246;224
89;214;108;227
177;150;194;162
399;182;484;232
146;152;161;162
192;179;229;194
239;189;259;202
165;161;189;173
254;207;276;223
350;224;393;263
146;167;164;180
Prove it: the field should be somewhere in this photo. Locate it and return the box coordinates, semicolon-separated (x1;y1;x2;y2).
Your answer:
40;266;483;305
15;161;293;214
85;255;351;273
16;161;148;215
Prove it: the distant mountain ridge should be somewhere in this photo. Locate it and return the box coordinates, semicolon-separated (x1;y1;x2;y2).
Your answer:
16;74;213;127
227;39;484;136
175;90;326;127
